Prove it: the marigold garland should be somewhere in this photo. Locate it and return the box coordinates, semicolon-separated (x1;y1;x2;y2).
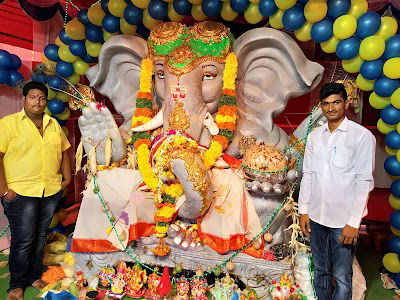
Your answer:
137;144;158;192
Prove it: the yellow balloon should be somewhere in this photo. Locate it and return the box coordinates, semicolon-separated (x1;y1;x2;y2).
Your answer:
55;37;66;47
62;126;69;138
221;1;238;21
120;18;137;35
369;92;390;109
392;226;400;236
108;0;127;17
359;35;385;61
387;146;398;156
73;59;90;75
389;194;400;210
384;58;400;79
376;16;398;40
57;92;70;103
383;253;400;272
55;108;71;121
47;85;56;100
143;9;160;29
244;3;263;24
333;15;357;40
269;9;284;29
342;55;364;73
356;74;374;91
188;0;202;4
304;0;328;23
67;73;81;85
44;106;52;116
348;0;368;19
88;3;106;26
164;0;174;3
391;88;400;109
65;18;86;40
275;0;296;10
321;36;339;53
377;118;396;134
132;0;150;9
85;40;102;57
295;21;312;42
58;45;78;63
192;4;207;21
103;29;119;41
167;3;184;21
49;215;59;228
249;0;259;4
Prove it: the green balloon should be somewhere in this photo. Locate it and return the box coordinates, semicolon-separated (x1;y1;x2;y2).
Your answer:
369;92;391;109
47;86;56;100
377;118;396;134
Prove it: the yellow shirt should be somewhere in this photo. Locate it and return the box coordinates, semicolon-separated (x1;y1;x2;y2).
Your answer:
0;110;71;197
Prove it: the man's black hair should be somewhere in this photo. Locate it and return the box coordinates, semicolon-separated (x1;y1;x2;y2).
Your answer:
22;81;48;98
319;82;347;102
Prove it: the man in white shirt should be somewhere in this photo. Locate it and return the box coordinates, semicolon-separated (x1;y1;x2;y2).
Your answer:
299;82;376;300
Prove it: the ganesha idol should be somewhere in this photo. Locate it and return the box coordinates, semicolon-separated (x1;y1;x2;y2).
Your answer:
71;21;323;292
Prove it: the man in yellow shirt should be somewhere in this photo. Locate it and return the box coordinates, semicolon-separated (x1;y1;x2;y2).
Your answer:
0;81;71;300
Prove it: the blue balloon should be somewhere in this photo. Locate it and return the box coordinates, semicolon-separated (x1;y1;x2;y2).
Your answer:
85;24;104;43
311;18;333;43
360;59;383;80
30;71;49;83
384;35;400;61
101;0;110;14
44;44;60;62
259;0;277;17
56;61;74;78
173;0;192;15
0;50;12;69
148;0;168;20
390;272;400;288
297;0;309;5
0;67;8;84
391;210;400;230
386;131;400;150
82;54;97;64
48;223;65;234
381;105;400;125
69;40;87;57
336;37;360;60
48;77;64;91
356;12;381;39
384;156;400;176
59;29;73;45
103;14;120;33
389;236;400;254
392;180;400;199
124;4;143;25
202;0;222;17
375;77;400;97
9;54;22;70
7;70;24;87
282;5;306;31
48;99;65;114
230;0;249;14
54;117;67;126
77;9;90;25
327;0;350;19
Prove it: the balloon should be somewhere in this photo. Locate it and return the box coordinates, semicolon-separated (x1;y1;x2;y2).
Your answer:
274;0;295;10
59;29;73;45
124;4;143;24
244;3;263;24
65;18;86;40
0;50;12;69
383;253;400;273
304;0;327;23
77;9;90;25
101;0;111;13
73;59;89;75
202;0;221;17
48;77;64;91
258;0;277;17
295;21;312;42
392;88;400;109
167;3;184;21
103;30;119;42
44;44;60;62
282;5;305;31
103;14;121;32
10;54;22;70
221;1;237;21
85;40;102;57
311;18;333;43
58;45;78;63
0;67;8;84
377;119;396;134
54;37;66;48
321;36;339;53
356;74;375;91
173;0;192;15
192;4;207;21
389;194;400;210
56;61;74;77
120;18;137;34
391;271;400;288
392;226;400;236
82;54;97;64
333;15;357;40
384;35;400;61
381;105;400;125
387;146;398;156
384;58;400;80
48;223;65;234
386;155;400;176
142;9;161;29
231;0;249;14
88;3;106;26
55;108;71;121
69;40;87;57
7;70;24;87
376;16;399;41
360;59;383;80
109;0;128;17
327;0;350;20
336;37;360;60
269;9;284;29
375;77;400;98
85;24;104;43
47;99;65;114
149;0;168;19
355;12;381;39
49;215;59;229
391;210;400;230
55;117;67;126
67;73;81;85
369;92;390;109
348;0;367;19
359;35;385;61
342;55;363;73
56;92;70;102
188;0;201;4
132;0;150;9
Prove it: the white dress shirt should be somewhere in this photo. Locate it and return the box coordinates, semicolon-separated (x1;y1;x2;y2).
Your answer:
298;117;376;228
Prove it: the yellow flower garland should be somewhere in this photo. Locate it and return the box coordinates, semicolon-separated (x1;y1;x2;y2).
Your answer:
139;58;153;93
137;144;158;192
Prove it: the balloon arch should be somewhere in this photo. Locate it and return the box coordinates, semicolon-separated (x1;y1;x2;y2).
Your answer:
32;0;400;285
